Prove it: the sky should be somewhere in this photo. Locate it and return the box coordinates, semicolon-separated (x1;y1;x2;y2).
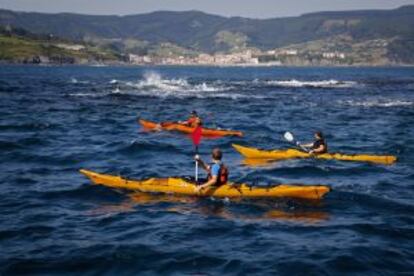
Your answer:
1;0;414;18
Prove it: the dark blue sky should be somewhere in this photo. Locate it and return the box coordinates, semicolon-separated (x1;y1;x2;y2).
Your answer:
1;0;414;18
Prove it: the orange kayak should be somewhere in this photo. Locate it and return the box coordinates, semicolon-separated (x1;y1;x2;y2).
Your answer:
139;119;243;137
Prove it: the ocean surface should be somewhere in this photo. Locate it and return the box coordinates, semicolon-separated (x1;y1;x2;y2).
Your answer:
0;65;413;275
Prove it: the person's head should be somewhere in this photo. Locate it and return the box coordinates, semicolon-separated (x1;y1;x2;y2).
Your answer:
211;148;223;161
190;110;198;117
315;131;324;140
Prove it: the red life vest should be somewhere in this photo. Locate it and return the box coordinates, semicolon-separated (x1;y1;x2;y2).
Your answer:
208;164;229;185
187;117;202;128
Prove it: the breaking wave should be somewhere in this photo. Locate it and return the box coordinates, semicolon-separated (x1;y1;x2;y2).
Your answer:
126;71;227;92
109;71;261;99
266;79;357;88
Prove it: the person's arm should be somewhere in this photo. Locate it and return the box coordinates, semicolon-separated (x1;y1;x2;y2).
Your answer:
309;144;326;154
177;120;189;125
195;175;217;192
195;163;220;192
194;156;209;172
300;142;313;148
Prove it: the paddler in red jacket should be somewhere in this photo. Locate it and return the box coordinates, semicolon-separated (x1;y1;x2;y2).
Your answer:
180;110;202;128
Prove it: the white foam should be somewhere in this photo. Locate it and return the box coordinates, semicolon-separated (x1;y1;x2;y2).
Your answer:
70;74;362;99
70;78;90;84
267;79;357;88
339;99;414;107
116;71;243;99
109;87;264;99
128;71;226;92
69;92;102;97
69;91;111;97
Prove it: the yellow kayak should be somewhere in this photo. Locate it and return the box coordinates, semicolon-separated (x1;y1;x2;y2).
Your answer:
232;144;396;165
80;169;330;200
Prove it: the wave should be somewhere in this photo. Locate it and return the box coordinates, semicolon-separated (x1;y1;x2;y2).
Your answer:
69;73;360;99
266;79;357;88
68;92;110;98
126;71;229;93
339;99;414;107
70;78;90;84
107;71;268;99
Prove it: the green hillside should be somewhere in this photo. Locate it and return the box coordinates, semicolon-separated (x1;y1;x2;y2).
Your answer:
0;6;413;52
0;6;413;64
0;26;122;63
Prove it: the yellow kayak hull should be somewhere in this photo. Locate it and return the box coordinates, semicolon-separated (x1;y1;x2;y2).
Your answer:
80;169;330;200
232;144;396;165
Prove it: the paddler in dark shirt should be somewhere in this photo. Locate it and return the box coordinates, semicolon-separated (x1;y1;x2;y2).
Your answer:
301;131;328;154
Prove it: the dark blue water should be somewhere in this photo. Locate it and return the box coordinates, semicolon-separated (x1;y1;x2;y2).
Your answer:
1;65;413;275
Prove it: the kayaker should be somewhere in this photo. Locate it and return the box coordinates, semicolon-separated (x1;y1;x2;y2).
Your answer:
301;131;328;154
180;110;202;128
194;148;228;192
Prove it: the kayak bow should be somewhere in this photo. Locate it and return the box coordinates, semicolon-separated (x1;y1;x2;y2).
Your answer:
80;169;330;200
139;119;243;137
232;144;396;165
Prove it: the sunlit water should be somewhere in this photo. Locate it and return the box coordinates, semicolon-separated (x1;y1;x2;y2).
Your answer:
0;65;413;274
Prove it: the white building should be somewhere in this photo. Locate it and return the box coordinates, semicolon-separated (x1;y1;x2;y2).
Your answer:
322;52;346;59
56;44;85;51
129;54;152;64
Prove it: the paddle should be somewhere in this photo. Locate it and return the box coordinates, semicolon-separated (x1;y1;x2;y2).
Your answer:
193;150;200;183
192;125;203;182
283;131;310;153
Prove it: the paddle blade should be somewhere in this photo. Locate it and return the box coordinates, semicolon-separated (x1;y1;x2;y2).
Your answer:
284;131;294;142
192;126;202;146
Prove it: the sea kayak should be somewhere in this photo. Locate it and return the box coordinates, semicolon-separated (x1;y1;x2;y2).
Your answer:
232;144;397;165
80;169;330;200
139;119;243;137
